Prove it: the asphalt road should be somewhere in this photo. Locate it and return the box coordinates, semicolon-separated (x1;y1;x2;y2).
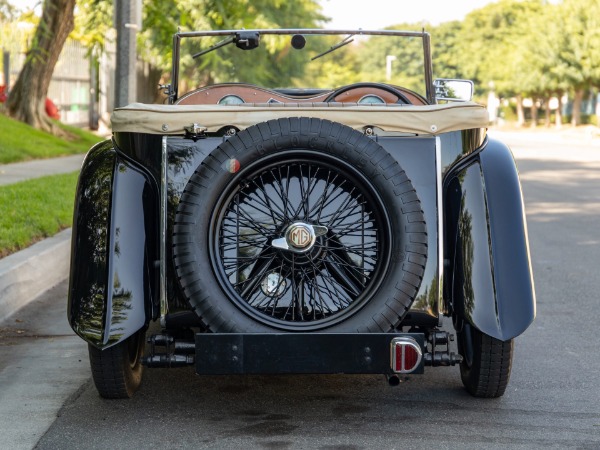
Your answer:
3;132;600;449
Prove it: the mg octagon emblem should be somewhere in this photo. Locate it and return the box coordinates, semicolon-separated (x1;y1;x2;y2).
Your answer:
272;222;328;254
286;223;314;250
289;225;311;248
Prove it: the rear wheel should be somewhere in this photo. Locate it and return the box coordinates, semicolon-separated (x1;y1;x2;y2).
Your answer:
88;330;145;399
457;323;513;398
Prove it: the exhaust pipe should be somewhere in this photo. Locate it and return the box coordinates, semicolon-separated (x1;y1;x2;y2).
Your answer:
387;374;400;386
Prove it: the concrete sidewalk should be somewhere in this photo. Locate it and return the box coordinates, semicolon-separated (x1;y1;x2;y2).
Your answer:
0;280;89;449
0;154;85;186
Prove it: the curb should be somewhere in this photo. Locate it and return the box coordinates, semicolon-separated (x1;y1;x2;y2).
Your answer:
0;229;71;322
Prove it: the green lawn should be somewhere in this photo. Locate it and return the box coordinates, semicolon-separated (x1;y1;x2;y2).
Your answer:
0;172;78;258
0;113;101;164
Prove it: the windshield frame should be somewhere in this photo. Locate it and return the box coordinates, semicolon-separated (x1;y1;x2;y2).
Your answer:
169;29;434;105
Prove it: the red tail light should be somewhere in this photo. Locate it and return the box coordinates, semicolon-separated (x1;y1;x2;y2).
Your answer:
390;337;422;373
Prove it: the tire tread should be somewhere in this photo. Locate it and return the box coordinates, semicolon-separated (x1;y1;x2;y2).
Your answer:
460;328;514;398
88;332;144;399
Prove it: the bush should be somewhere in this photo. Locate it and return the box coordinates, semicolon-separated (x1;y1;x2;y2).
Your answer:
563;114;598;125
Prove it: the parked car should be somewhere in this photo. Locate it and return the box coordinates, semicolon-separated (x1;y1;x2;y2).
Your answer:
68;29;535;399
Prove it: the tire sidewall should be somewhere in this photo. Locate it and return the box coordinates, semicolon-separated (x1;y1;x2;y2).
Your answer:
457;323;480;387
123;330;145;394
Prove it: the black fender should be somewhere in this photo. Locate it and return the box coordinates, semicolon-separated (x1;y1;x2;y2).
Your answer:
67;140;159;349
444;137;536;341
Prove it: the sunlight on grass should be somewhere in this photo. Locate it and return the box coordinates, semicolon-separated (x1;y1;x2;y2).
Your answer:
0;172;78;257
0;114;101;164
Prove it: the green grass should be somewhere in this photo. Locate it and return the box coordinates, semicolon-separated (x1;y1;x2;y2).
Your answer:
0;172;78;257
0;113;102;164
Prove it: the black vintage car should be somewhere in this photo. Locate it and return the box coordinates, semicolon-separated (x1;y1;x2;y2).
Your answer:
68;29;535;399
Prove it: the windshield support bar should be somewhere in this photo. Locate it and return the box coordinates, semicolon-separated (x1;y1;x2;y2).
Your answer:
423;32;434;104
170;33;181;104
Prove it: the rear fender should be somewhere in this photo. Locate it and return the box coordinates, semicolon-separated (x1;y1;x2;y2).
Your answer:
67;140;158;349
444;138;536;341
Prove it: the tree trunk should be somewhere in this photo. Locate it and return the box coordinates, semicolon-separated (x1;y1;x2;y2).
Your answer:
6;0;76;134
544;96;551;127
571;88;584;126
530;98;538;128
516;95;525;127
137;62;164;104
555;94;562;129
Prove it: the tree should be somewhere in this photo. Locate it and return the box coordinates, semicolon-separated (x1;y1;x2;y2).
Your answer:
456;0;600;128
6;0;76;134
75;0;326;99
138;0;326;90
73;0;113;57
356;24;429;97
459;0;545;125
431;20;466;80
554;0;600;126
0;0;17;21
515;3;569;128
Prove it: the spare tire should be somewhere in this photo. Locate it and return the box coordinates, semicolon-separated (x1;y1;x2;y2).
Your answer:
173;118;427;333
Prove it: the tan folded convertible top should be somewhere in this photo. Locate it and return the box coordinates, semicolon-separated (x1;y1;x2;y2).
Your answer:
111;102;489;136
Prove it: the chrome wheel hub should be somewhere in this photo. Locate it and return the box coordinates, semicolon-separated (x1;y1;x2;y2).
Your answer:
271;222;328;253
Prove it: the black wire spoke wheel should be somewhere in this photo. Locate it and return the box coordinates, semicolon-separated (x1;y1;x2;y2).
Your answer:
211;155;391;328
173;118;427;334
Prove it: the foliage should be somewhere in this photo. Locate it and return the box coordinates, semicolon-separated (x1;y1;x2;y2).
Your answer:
431;20;465;80
0;21;30;63
0;171;78;258
70;0;599;124
515;4;568;97
73;0;113;58
0;0;16;21
303;36;362;88
457;0;545;97
75;0;326;88
357;25;428;96
0;11;38;83
454;0;600;104
148;0;326;88
0;113;101;164
553;0;600;92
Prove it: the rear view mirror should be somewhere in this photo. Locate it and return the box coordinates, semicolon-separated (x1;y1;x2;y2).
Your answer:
434;79;474;102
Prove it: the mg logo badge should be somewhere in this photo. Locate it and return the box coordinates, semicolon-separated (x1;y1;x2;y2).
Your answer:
275;222;326;254
289;225;311;248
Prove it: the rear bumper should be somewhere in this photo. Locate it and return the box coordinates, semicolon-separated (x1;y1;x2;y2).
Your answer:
194;333;425;375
